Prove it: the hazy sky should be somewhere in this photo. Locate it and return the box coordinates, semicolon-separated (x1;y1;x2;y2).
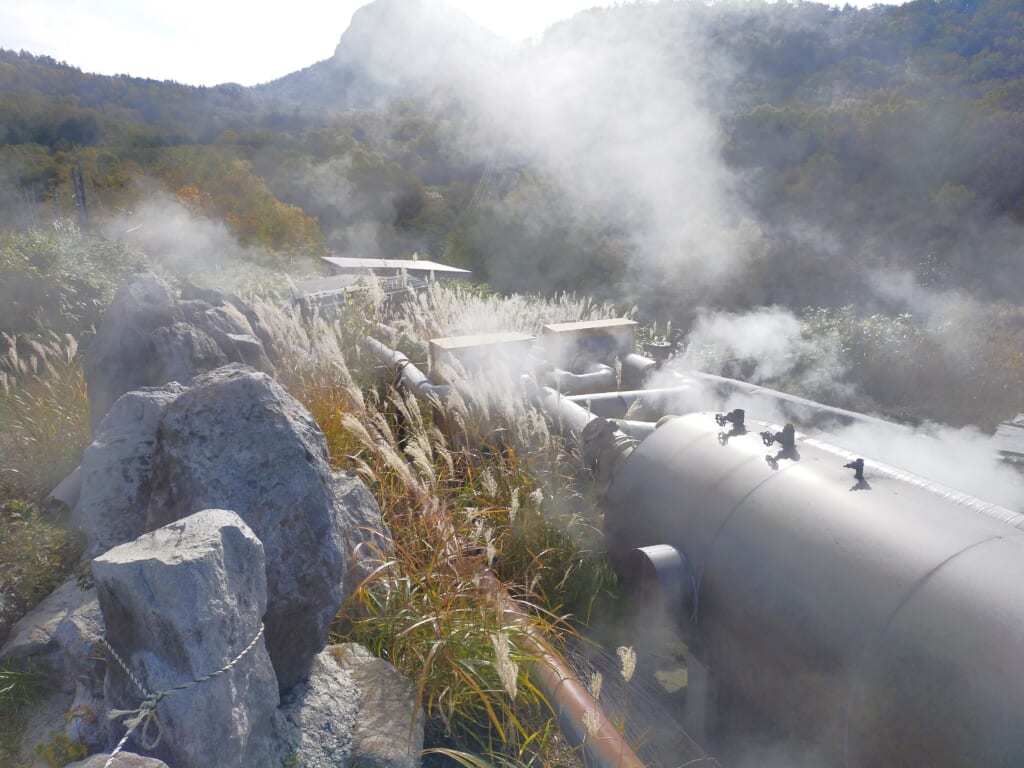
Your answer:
1;0;905;88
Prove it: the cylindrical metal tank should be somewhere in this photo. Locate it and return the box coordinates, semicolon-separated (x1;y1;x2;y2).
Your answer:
604;412;1024;767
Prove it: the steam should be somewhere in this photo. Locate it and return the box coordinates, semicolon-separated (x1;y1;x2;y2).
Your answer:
323;1;757;303
676;307;850;399
823;419;1024;511
103;189;296;291
470;5;754;295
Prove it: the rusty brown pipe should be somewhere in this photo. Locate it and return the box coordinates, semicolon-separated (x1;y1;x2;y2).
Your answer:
480;572;646;768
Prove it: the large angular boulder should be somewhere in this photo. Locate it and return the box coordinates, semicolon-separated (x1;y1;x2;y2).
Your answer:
275;647;360;768
1;578;103;690
148;323;229;388
335;643;424;768
179;282;277;364
84;275;277;432
84;273;181;432
92;510;279;768
1;577;108;754
73;384;186;559
332;471;393;597
274;645;424;768
68;754;169;768
146;365;346;691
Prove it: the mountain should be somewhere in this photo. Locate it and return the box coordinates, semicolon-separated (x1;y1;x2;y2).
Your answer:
256;0;512;111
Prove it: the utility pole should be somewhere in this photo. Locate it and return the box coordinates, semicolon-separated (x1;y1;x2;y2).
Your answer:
71;161;89;232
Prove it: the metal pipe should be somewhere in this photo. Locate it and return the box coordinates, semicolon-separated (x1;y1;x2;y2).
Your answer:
619;353;657;389
614;350;914;433
567;387;704;420
42;465;81;516
480;572;646;768
535;384;600;440
538;363;618;396
360;336;452;404
604;412;1024;765
362;344;648;768
615;420;658;441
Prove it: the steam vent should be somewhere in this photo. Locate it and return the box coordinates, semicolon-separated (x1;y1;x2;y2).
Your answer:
3;2;1023;764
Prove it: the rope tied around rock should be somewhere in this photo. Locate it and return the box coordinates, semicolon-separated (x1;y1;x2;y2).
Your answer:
101;623;265;767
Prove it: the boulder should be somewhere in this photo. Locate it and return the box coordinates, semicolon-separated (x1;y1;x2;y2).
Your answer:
195;315;273;371
73;384;186;559
332;471;393;597
1;577;104;691
335;643;424;768
16;688;75;768
179;282;277;364
192;303;276;375
147;323;229;387
92;510;279;768
83;273;181;432
275;647;360;768
2;578;108;758
146;365;346;691
68;752;170;767
82;275;276;433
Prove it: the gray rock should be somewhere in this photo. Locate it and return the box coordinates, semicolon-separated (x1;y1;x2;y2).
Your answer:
2;578;108;755
74;384;186;558
148;323;229;387
225;331;276;373
92;510;279;768
177;298;214;325
84;273;181;432
1;577;103;692
192;304;276;375
146;365;346;691
16;687;75;768
332;471;393;597
198;303;256;338
275;647;359;768
336;644;424;768
68;752;170;767
179;283;277;364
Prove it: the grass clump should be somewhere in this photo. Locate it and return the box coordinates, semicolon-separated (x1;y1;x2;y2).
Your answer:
0;663;45;767
271;283;623;765
0;333;89;644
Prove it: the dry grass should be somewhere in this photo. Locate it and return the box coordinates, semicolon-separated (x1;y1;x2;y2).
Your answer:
0;333;91;496
265;282;623;765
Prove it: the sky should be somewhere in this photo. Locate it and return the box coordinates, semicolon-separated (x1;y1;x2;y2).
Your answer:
1;0;904;88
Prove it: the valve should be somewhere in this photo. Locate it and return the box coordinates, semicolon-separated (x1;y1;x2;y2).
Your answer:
716;409;747;445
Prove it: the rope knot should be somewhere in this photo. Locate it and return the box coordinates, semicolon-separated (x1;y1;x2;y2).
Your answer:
108;691;165;750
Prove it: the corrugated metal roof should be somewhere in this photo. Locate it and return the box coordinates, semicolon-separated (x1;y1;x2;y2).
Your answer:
993;414;1024;460
322;256;470;274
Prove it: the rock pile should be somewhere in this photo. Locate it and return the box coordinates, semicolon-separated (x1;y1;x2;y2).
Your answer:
2;274;421;767
83;273;276;432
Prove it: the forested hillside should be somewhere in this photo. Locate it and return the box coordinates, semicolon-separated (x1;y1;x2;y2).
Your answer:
1;0;1021;425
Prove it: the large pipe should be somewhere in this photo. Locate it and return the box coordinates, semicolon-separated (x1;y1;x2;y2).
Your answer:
567;386;705;420
572;363;915;434
537;363;618;396
619;353;657;389
532;384;640;490
536;385;600;440
360;336;452;404
604;412;1024;766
